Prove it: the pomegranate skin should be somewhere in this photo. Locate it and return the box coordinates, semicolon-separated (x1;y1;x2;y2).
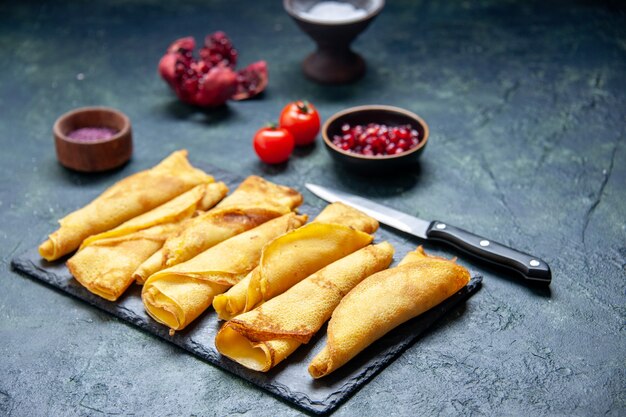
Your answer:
193;66;238;107
167;36;195;53
158;36;195;88
232;60;268;101
158;53;179;87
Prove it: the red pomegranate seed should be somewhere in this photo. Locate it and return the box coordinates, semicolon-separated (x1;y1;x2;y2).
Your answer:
332;122;421;156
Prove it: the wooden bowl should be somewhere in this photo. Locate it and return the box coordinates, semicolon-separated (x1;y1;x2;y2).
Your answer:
53;107;132;172
322;105;429;172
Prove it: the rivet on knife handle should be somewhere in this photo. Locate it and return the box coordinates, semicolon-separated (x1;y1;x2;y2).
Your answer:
427;221;552;284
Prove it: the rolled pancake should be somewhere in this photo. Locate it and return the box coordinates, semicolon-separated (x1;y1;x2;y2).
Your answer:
66;184;227;301
67;222;182;301
311;201;378;234
308;247;471;379
212;271;252;320
39;150;213;261
133;248;165;285
80;182;228;248
213;202;378;321
142;213;307;332
161;176;302;268
215;242;395;372
397;245;451;267
212;175;302;214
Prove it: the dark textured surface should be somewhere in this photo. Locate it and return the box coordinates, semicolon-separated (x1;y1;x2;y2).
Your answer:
8;165;483;414
0;0;625;416
10;245;481;414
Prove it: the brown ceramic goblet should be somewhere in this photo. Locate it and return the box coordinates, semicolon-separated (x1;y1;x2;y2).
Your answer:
284;0;385;84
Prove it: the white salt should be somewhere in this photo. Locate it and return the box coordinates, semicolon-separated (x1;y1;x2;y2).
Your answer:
301;1;367;23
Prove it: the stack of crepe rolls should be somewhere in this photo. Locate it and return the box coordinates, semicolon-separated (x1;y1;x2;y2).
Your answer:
67;182;228;301
214;242;395;372
142;212;307;333
213;202;379;321
308;246;471;379
39;150;213;261
134;176;303;284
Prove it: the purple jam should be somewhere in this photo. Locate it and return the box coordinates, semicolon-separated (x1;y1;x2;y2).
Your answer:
67;127;118;142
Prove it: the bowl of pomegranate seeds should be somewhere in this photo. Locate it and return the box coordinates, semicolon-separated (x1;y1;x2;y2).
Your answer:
322;105;429;171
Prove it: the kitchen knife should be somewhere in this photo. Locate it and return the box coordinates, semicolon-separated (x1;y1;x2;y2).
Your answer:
305;183;551;284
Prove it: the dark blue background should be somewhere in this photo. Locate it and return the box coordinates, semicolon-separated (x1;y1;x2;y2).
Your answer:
0;1;624;415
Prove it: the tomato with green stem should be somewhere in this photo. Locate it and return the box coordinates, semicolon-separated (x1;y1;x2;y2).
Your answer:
279;100;321;146
253;124;295;164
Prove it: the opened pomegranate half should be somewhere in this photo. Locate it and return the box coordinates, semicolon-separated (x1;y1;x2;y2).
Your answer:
158;32;268;107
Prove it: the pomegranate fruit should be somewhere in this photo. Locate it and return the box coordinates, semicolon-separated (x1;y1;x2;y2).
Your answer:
158;32;268;107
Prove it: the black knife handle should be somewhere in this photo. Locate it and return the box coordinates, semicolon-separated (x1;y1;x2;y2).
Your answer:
427;221;551;284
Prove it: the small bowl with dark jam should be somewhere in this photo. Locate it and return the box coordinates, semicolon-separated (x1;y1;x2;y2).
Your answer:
322;105;429;172
53;106;132;172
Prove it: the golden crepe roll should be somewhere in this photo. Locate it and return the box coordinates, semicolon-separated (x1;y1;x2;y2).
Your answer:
142;213;307;332
213;202;379;321
80;182;228;248
39;150;213;261
212;271;253;320
132;248;166;285
161;175;303;268
211;175;302;214
134;177;302;285
308;247;471;379
311;201;378;234
215;242;395;372
68;223;181;301
66;183;228;301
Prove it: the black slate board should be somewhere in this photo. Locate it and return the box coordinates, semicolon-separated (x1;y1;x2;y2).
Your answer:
11;165;482;415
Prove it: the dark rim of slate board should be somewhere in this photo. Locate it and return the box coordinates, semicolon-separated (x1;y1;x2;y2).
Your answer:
10;163;483;415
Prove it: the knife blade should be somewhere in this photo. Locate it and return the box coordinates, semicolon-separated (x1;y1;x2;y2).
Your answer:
305;183;551;284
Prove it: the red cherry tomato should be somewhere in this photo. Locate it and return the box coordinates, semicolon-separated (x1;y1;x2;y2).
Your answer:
279;100;321;146
253;125;295;164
